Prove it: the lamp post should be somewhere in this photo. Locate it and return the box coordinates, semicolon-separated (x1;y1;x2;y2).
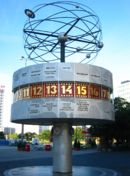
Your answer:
20;56;27;67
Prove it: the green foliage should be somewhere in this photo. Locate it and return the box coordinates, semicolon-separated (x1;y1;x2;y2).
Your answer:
8;133;18;139
38;130;51;143
0;131;5;139
89;123;115;145
114;97;130;112
89;97;130;148
73;127;84;141
24;132;37;141
113;97;130;143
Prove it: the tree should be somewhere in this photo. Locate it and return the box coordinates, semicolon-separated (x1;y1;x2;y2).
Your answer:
0;131;5;139
38;130;51;143
89;97;130;149
114;97;130;112
73;127;84;141
113;97;130;146
8;133;18;139
24;132;37;142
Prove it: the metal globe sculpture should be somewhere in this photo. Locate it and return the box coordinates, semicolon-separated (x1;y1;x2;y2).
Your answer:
23;1;103;63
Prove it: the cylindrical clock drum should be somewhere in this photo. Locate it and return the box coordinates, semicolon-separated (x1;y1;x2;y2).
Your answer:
11;63;114;125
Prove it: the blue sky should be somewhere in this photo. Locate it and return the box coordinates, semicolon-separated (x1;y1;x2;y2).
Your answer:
0;0;130;89
0;0;130;131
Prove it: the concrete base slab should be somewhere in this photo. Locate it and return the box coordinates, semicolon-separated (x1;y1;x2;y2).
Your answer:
4;166;120;176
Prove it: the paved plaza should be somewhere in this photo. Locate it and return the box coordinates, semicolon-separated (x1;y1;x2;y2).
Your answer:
0;146;130;176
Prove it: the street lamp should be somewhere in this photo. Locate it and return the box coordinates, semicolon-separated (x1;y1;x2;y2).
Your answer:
20;56;27;66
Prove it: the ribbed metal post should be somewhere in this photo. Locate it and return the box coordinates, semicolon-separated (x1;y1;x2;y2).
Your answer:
60;42;65;62
53;123;72;174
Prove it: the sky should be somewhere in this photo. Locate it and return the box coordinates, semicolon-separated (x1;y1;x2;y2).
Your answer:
0;0;130;132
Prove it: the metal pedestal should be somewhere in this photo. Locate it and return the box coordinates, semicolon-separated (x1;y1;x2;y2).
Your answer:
4;166;120;176
53;123;72;174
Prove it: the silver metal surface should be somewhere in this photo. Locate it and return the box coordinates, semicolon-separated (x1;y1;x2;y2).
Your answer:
12;63;113;89
23;2;103;63
4;166;120;176
53;123;72;173
11;63;114;125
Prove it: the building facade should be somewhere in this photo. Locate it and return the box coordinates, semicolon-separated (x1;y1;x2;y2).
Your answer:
39;126;50;133
0;85;5;131
117;80;130;102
